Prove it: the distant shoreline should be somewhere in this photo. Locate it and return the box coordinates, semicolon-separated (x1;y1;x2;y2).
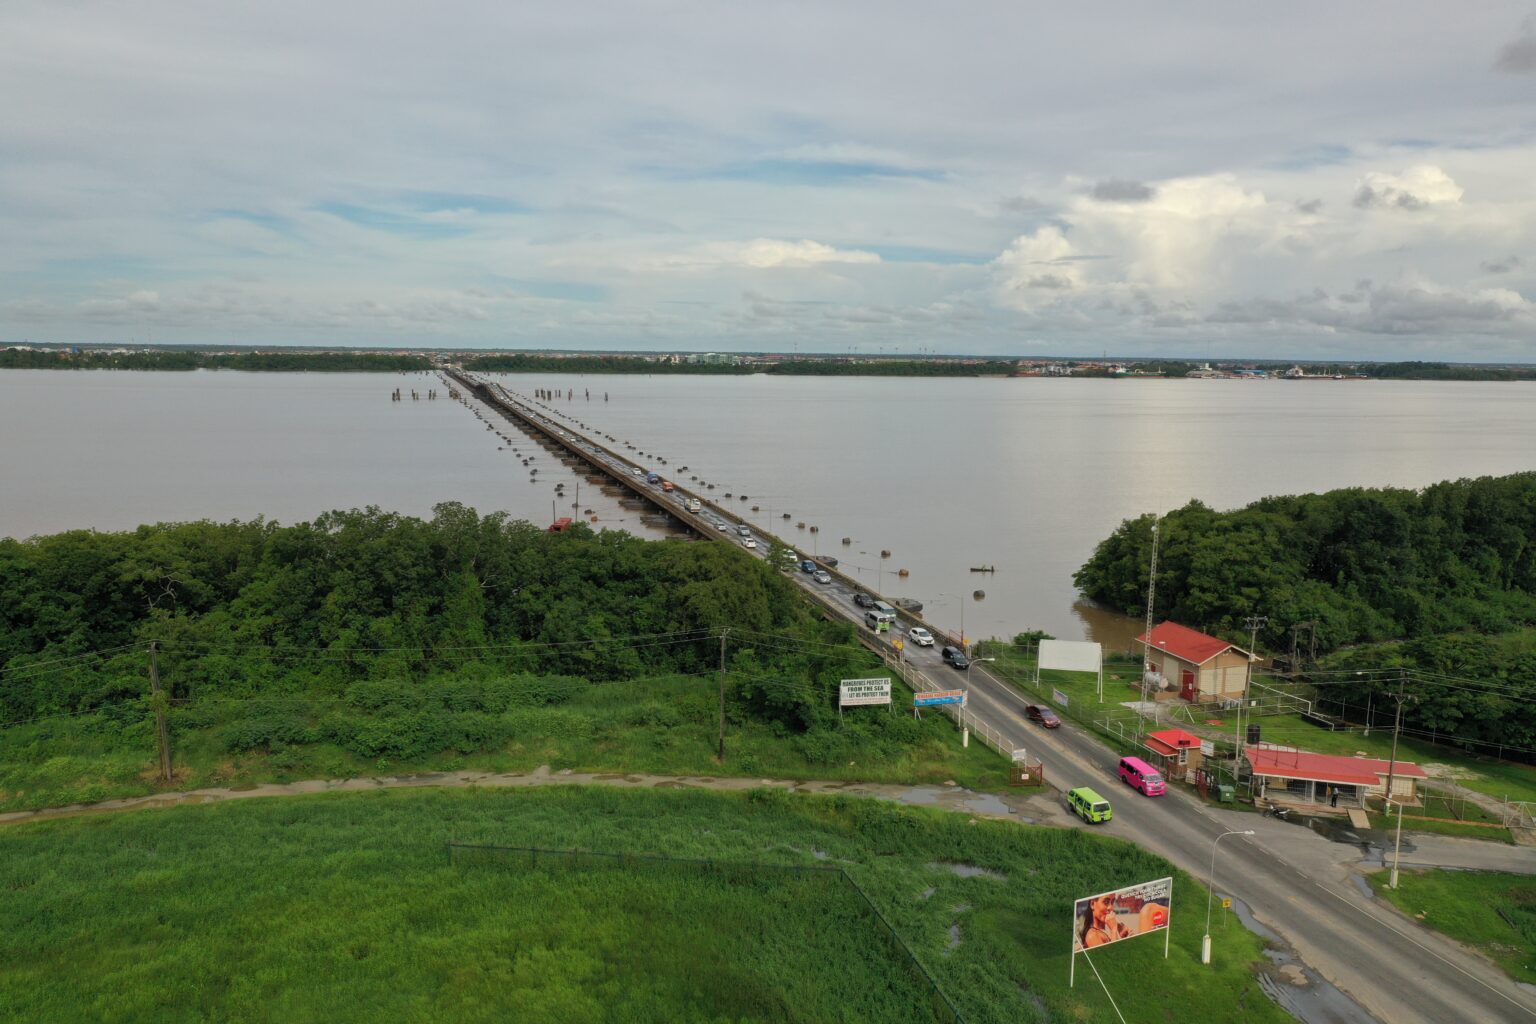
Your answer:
3;347;1534;381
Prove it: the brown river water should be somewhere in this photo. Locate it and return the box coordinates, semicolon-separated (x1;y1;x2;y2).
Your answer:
4;369;1534;646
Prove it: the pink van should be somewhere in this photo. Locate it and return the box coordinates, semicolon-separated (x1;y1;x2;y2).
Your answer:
1118;756;1166;796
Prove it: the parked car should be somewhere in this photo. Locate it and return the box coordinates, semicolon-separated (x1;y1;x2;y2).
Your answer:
1024;704;1061;728
940;646;970;669
812;570;832;584
906;627;934;647
852;593;876;608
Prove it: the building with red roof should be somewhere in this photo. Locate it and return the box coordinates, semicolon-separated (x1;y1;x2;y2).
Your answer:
1135;622;1254;703
1244;744;1426;809
1142;728;1206;781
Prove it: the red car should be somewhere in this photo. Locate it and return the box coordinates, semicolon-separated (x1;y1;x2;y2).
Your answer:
1025;704;1061;728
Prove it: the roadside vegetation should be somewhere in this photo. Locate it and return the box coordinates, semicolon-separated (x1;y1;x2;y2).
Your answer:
0;505;1003;812
1075;472;1536;758
0;785;1292;1024
1369;869;1536;985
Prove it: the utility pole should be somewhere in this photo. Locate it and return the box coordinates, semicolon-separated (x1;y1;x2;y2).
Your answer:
148;641;172;782
1139;517;1161;735
1235;615;1268;772
1384;669;1413;888
717;628;729;761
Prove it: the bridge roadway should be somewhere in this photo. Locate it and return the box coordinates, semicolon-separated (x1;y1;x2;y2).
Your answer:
451;370;1536;1024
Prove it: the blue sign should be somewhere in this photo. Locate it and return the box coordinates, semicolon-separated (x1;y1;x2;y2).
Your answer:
913;690;966;707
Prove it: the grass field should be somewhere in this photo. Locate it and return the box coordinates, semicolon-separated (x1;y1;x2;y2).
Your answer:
0;786;1291;1024
0;673;1008;814
1369;869;1536;985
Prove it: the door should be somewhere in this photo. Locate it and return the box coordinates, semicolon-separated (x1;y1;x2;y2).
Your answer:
1180;669;1196;701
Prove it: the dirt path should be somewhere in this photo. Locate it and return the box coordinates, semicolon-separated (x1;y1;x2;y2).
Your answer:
0;766;1072;828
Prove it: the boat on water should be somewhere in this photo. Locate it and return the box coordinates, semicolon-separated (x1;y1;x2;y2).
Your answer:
970;565;995;573
894;597;924;613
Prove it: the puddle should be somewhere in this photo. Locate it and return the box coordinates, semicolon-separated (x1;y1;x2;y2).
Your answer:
931;862;1007;881
961;792;1013;816
919;886;936;900
1348;874;1375;900
892;787;943;807
947;923;963;950
1230;899;1380;1024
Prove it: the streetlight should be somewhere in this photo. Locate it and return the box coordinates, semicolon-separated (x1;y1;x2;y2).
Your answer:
1203;829;1255;964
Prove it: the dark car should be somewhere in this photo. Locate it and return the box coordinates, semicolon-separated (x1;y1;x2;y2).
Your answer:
821;556;839;568
853;593;876;608
940;646;970;669
1025;704;1061;728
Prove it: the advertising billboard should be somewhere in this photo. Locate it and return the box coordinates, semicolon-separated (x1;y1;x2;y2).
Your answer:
912;689;966;707
1038;639;1103;674
839;678;892;707
1071;877;1172;954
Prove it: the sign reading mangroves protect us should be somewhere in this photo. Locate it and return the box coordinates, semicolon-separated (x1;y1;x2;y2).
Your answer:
839;678;893;707
913;689;966;707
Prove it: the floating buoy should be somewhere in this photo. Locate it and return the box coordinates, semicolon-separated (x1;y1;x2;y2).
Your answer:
880;549;891;558
898;568;909;577
973;590;985;599
796;522;805;529
782;513;791;520
724;492;733;498
842;537;851;545
752;506;760;512
809;526;818;533
739;495;748;502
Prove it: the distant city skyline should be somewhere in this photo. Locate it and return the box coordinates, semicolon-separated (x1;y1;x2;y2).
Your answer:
3;3;1535;359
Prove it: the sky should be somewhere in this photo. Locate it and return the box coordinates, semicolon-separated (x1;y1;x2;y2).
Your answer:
3;2;1536;360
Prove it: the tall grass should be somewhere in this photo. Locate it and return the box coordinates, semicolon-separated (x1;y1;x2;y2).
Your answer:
0;786;1291;1023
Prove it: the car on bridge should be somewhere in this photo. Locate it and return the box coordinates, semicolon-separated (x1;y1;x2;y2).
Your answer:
800;560;817;573
940;646;970;669
742;537;758;549
736;525;752;537
852;593;875;608
906;627;934;646
1024;704;1061;728
811;570;831;584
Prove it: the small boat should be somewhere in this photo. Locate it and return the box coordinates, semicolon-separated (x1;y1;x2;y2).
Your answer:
894;597;923;613
970;565;995;573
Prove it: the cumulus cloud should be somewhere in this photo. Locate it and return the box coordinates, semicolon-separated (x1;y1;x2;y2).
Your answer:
1089;179;1156;202
1494;16;1536;73
1352;166;1463;210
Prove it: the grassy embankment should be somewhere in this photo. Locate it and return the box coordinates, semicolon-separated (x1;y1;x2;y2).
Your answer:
981;644;1532;840
1369;869;1536;985
0;785;1291;1024
0;672;1008;814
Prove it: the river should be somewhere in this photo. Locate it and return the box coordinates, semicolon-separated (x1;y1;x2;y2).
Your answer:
4;368;1534;648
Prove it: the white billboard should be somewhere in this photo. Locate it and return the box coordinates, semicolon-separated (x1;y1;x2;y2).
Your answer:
839;678;892;707
1039;640;1103;674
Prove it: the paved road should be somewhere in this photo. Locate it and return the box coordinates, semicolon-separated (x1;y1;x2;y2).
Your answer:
466;375;1536;1024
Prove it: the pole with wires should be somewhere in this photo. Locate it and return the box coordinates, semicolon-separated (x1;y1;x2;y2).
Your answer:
717;628;729;761
148;640;172;782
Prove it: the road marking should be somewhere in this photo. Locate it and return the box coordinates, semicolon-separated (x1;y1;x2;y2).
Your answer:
1308;878;1536;1018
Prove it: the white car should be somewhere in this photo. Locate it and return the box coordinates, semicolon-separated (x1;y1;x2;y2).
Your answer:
907;627;934;647
812;570;832;584
741;537;758;549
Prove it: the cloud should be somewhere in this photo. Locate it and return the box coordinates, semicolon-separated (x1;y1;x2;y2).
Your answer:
1352;166;1463;211
639;239;882;271
1494;16;1536;73
1089;179;1156;202
1208;276;1536;335
1295;198;1323;214
1479;255;1523;274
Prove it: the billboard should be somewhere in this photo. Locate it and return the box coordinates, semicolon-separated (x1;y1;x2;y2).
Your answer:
1071;877;1172;953
1038;639;1103;674
839;678;892;707
913;689;966;707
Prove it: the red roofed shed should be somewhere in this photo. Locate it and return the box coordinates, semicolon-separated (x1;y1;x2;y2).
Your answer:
1245;745;1426;808
1143;728;1205;781
1135;622;1254;703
